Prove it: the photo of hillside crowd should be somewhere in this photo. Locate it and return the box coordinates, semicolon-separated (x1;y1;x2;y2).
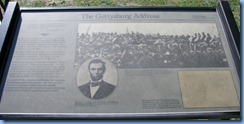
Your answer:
74;30;228;69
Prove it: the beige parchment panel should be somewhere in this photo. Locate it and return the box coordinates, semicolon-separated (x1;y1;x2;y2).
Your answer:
178;70;239;108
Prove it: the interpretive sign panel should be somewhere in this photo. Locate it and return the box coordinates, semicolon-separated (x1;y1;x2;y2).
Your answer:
0;1;240;119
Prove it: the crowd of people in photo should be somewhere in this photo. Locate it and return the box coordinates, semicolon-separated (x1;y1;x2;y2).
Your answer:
75;31;228;68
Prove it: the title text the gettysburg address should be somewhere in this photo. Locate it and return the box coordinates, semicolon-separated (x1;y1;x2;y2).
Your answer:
81;13;160;20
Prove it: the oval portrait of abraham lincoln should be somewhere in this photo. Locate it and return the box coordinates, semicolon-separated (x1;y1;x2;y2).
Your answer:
77;58;118;99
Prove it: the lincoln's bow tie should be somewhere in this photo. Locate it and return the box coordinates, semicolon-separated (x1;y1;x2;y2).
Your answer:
90;81;101;87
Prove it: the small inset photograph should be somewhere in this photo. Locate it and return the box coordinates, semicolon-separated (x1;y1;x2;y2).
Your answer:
77;58;118;99
178;70;239;108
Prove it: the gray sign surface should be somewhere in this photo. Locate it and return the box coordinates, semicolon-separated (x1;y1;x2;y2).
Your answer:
0;11;240;115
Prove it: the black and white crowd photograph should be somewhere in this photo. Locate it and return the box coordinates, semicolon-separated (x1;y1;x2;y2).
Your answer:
74;23;228;69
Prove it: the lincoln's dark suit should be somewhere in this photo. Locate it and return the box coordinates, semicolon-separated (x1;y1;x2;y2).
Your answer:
79;80;115;99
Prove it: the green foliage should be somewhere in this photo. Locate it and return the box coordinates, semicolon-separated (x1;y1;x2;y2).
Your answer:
74;0;219;6
174;0;217;7
228;0;240;30
118;0;168;6
48;0;68;7
18;0;29;7
76;0;116;6
32;0;45;7
18;0;45;7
